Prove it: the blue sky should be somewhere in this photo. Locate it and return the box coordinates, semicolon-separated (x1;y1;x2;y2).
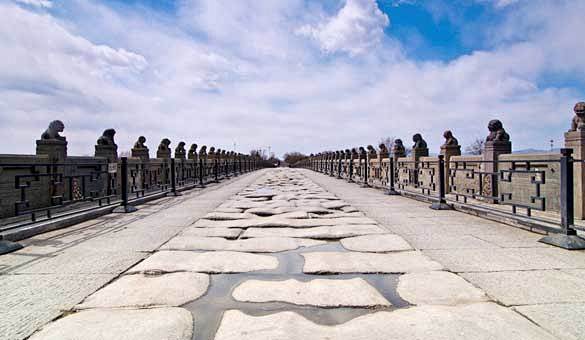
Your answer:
1;0;583;156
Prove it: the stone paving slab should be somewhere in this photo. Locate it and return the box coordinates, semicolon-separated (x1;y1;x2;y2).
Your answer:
203;212;258;220
402;234;499;250
29;308;193;340
397;271;488;305
77;272;209;309
129;250;279;274
12;249;147;274
161;236;326;252
192;216;378;229
0;274;113;340
242;224;387;239
214;303;557;340
302;251;443;274
232;278;390;307
179;227;243;239
422;248;583;273
461;270;585;306
340;234;413;252
515;303;585;340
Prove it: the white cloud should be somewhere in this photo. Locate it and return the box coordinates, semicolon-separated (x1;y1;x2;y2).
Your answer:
14;0;52;8
0;0;582;159
297;0;390;56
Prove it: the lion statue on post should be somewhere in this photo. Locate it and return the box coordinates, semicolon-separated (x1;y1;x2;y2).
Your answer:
41;120;66;141
570;102;585;132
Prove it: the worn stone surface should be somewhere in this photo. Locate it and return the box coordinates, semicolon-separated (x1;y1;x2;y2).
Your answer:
461;270;585;306
203;212;257;220
232;278;390;307
302;251;443;274
397;271;488;305
340;234;413;252
161;236;325;252
214;303;557;340
179;227;243;239
0;274;113;340
129;251;279;273
242;225;386;239
77;272;209;309
515;303;585;340
192;216;378;229
29;308;193;340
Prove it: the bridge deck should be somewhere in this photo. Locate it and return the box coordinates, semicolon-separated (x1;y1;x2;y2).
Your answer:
1;168;584;340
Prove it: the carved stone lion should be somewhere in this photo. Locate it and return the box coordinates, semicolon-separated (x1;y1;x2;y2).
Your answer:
378;143;389;157
442;130;459;146
412;134;427;150
41;120;66;141
486;120;510;142
199;145;207;156
359;147;367;158
175;142;186;157
392;139;406;157
133;136;147;149
188;144;198;157
366;145;377;158
97;129;116;146
570;102;585;132
158;138;171;152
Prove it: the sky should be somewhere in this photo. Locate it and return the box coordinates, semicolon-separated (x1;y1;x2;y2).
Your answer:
1;0;584;157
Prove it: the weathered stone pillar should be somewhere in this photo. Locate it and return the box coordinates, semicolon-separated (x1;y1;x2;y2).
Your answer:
440;130;461;193
131;136;150;160
94;129;118;162
157;139;172;159
565;102;585;219
483;120;511;201
36;120;67;162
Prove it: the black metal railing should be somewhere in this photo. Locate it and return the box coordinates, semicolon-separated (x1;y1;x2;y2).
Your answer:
0;156;261;232
300;148;581;239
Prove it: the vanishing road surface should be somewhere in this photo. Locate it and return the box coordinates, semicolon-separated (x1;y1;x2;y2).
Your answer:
3;168;585;340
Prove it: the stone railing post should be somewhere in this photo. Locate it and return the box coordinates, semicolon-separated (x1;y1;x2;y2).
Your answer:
411;134;429;189
483;120;511;202
131;136;150;160
36;120;67;163
565;102;585;219
95;129;118;162
440;130;461;193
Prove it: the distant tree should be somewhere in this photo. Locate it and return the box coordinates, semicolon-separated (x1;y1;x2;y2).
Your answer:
250;149;268;160
465;138;485;155
283;152;307;165
379;136;395;152
379;136;412;156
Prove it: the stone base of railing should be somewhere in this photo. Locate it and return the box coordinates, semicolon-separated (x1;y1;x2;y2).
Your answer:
0;239;23;255
112;205;138;213
539;233;585;250
430;202;453;210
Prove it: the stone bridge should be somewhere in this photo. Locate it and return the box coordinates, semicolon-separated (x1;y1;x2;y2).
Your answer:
1;111;585;340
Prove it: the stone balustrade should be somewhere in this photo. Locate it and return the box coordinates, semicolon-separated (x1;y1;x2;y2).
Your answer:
296;102;585;250
0;121;262;225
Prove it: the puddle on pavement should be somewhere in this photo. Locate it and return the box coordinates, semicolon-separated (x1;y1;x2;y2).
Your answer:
183;242;410;340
